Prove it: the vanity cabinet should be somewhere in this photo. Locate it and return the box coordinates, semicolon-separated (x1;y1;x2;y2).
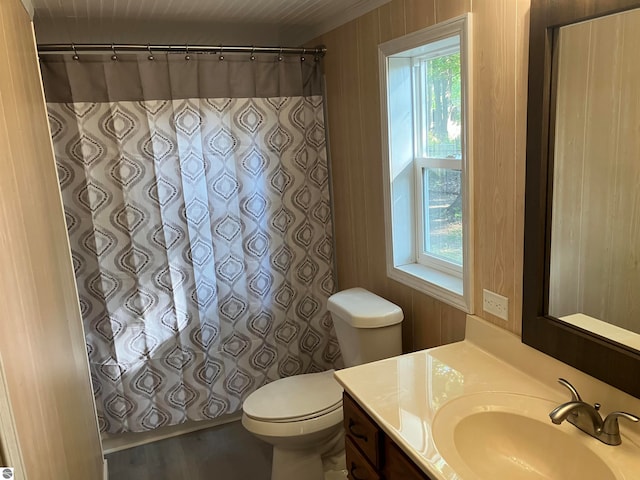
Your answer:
343;393;431;480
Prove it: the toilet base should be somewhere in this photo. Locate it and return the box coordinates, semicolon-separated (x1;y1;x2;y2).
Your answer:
271;428;345;480
323;448;348;480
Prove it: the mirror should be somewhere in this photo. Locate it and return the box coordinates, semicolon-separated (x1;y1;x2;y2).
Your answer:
523;0;640;399
548;8;640;350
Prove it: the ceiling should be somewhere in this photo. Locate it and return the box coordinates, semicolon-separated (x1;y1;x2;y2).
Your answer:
31;0;391;46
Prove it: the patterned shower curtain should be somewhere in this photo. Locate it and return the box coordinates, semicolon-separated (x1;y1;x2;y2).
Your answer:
39;53;341;434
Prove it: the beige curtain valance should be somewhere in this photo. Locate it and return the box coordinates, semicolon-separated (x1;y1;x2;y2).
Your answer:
40;53;323;103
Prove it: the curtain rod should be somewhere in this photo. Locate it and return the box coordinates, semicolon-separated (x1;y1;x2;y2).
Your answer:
37;43;327;58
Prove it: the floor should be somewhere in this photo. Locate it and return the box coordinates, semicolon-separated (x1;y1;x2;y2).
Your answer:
106;421;272;480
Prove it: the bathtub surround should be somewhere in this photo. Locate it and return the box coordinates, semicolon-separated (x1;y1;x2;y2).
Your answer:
40;52;341;434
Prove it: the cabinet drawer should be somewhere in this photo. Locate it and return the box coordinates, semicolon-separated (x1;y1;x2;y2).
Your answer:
346;437;381;480
343;393;381;467
383;436;432;480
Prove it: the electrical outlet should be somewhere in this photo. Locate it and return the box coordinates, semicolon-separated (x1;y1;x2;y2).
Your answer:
483;289;509;321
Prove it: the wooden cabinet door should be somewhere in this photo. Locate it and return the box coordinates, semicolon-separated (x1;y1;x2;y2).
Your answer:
383;437;432;480
345;438;381;480
343;393;382;468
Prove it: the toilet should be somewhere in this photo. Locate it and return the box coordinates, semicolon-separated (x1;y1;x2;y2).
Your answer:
241;287;404;480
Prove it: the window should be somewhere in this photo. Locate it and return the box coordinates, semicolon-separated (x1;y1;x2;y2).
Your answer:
379;15;473;312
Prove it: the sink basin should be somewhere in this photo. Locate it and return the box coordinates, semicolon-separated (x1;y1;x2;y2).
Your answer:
431;392;624;480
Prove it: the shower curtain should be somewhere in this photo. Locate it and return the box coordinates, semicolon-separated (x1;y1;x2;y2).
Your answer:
39;53;341;434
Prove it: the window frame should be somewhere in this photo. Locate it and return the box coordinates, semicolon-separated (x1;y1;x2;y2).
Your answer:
379;14;474;313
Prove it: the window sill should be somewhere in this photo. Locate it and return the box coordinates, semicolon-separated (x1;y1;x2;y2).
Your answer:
389;263;470;313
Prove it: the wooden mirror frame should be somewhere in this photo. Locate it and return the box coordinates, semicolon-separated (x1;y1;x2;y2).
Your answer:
523;0;640;398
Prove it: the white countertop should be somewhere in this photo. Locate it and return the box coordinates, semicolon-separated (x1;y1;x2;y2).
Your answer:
334;315;640;479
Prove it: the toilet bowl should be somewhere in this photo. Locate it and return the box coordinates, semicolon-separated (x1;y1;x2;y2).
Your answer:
242;370;344;480
241;287;403;480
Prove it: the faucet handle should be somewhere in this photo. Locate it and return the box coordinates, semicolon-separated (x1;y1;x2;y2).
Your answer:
602;411;640;434
557;378;582;402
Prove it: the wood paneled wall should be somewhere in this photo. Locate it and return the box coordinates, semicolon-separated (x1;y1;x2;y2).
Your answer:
314;0;530;350
0;0;104;478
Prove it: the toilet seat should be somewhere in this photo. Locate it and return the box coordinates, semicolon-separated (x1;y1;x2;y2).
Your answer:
243;370;343;423
242;370;344;438
245;400;342;423
242;404;344;439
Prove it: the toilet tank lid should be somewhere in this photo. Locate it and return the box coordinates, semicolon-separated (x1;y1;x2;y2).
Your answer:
327;288;403;328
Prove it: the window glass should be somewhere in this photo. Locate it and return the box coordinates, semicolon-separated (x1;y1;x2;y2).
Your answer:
423;52;462;159
422;167;462;265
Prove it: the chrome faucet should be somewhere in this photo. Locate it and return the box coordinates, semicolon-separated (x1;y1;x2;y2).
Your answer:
549;378;639;446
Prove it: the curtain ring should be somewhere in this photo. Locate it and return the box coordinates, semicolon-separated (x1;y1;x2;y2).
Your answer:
300;48;306;62
219;45;224;61
111;44;118;61
71;43;79;61
277;48;283;62
147;44;154;61
185;44;191;61
250;46;256;61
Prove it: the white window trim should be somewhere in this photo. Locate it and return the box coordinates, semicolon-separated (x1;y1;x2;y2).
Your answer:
379;14;474;313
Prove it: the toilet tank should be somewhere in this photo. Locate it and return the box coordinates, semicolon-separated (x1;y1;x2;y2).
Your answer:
327;288;403;368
